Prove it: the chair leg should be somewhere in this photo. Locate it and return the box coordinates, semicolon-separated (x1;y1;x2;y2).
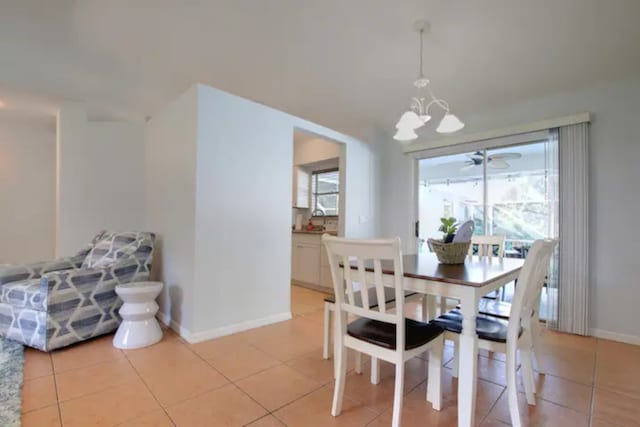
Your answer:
391;361;405;427
427;337;443;411
530;321;546;374
521;348;537;405
506;345;523;427
333;311;345;379
451;343;459;378
371;356;380;384
323;302;332;360
331;334;348;416
355;352;362;374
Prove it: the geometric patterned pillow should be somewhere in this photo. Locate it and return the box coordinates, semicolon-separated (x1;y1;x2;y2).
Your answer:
81;231;141;269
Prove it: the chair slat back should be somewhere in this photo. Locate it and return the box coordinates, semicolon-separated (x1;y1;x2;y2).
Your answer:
469;235;506;259
507;239;557;344
322;235;405;344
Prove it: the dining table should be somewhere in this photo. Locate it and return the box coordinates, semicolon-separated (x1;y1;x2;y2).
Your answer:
338;252;524;427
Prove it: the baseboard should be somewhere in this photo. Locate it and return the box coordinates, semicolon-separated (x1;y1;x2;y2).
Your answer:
156;311;194;339
156;311;292;344
291;280;333;295
590;328;640;346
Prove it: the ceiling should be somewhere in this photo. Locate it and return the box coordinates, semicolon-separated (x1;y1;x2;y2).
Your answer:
1;0;639;138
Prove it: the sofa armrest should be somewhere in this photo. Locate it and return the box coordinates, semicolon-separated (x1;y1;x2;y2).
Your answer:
40;265;108;292
41;256;149;304
0;254;86;287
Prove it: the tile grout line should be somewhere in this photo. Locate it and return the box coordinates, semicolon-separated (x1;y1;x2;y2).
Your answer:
481;386;507;425
50;351;128;376
588;338;599;426
119;348;177;427
48;353;64;427
46;354;145;405
179;337;276;419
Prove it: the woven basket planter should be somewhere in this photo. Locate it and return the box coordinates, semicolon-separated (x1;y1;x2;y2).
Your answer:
428;239;471;264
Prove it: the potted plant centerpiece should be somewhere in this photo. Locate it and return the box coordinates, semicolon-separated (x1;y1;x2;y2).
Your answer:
427;217;472;264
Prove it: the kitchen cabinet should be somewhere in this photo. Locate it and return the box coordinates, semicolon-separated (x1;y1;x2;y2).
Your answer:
291;233;332;289
292;167;310;208
319;243;332;289
292;242;320;285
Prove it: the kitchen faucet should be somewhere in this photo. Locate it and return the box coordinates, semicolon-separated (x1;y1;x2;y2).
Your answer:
311;209;326;228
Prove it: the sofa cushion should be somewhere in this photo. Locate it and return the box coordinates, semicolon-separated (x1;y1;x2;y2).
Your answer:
1;279;46;311
82;232;141;269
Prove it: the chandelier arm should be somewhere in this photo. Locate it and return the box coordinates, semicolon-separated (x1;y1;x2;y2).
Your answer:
425;98;450;113
425;84;450;112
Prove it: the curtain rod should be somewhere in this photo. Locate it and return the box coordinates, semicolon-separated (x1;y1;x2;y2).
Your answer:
403;112;591;154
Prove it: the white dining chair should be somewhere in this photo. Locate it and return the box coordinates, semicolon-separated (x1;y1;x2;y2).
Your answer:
323;235;444;427
322;287;417;360
465;234;547;376
472;234;507;299
432;238;557;427
439;234;507;315
468;234;506;258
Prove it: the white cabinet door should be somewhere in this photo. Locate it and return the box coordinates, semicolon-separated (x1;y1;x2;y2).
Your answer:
320;266;333;289
291;238;301;281
292;242;320;285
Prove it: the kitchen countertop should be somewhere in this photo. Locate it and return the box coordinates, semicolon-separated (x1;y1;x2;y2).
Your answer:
292;230;338;236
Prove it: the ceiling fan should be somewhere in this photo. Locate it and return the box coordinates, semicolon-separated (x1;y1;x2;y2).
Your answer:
460;151;522;171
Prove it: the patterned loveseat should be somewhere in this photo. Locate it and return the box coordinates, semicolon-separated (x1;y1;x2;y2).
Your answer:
0;231;155;351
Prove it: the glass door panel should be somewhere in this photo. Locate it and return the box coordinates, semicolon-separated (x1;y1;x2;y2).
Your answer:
486;141;559;321
418;151;484;253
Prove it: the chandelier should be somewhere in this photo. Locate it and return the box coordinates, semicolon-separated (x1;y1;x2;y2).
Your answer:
394;21;464;141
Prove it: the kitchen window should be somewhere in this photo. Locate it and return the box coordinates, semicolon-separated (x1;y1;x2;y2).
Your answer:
311;168;339;216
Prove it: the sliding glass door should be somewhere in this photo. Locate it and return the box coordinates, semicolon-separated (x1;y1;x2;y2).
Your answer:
417;138;558;321
486;143;558;256
417;151;484;253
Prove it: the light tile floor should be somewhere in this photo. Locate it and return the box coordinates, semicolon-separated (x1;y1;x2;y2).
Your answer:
20;285;640;426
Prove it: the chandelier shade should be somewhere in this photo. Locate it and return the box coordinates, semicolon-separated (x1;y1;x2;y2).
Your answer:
393;127;419;141
436;113;465;134
395;111;425;130
393;20;464;142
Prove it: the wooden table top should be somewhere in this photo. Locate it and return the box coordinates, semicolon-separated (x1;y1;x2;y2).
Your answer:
345;253;524;288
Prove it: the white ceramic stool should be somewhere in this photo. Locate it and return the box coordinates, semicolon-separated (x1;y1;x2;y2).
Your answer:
113;281;163;349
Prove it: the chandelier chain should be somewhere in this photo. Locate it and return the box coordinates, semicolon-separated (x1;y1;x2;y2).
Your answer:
418;28;424;79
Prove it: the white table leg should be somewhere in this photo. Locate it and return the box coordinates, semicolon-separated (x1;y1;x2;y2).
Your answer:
421;294;437;321
457;291;479;427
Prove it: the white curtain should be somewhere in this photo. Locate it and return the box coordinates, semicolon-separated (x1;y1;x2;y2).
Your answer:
557;123;590;335
545;130;559;330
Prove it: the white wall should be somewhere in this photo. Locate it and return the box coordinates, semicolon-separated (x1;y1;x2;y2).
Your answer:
147;83;381;341
379;126;417;253
0;116;55;263
293;135;341;166
56;102;146;256
144;86;198;332
380;77;640;343
193;85;294;333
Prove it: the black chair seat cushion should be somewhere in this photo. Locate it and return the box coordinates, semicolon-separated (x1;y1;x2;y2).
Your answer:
346;317;443;350
432;310;521;343
456;299;513;320
324;287;417;309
